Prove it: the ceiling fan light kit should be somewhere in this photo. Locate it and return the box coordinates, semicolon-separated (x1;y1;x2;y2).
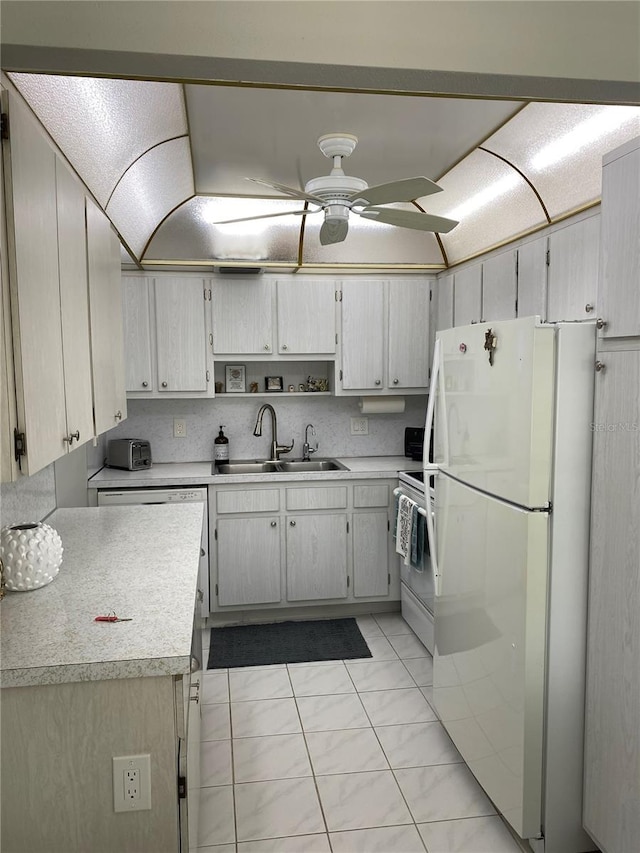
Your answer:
226;132;459;246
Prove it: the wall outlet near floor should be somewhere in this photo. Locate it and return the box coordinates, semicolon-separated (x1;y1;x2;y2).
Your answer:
113;754;151;812
350;416;369;435
173;418;187;438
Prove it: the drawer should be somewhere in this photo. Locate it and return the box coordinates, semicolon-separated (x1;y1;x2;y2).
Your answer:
285;486;347;511
216;489;280;514
353;484;390;508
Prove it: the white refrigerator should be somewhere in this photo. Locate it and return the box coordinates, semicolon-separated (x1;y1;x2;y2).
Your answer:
426;317;597;853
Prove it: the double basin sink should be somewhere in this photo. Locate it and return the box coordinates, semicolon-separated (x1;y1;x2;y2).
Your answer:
214;458;348;475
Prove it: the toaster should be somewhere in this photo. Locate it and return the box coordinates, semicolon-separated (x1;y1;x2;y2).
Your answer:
106;439;152;470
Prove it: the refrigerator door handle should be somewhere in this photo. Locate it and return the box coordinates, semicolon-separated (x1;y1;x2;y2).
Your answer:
425;492;439;596
424;337;440;467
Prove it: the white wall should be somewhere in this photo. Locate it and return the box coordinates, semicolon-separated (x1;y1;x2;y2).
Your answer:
105;395;427;463
3;1;639;85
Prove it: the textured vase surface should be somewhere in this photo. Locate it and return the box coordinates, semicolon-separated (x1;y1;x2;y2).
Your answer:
0;522;63;591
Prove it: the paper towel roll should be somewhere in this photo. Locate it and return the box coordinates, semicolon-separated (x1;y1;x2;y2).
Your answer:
359;396;406;414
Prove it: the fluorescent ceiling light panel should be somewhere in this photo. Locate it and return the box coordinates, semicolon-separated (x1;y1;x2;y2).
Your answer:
446;174;520;221
531;106;640;170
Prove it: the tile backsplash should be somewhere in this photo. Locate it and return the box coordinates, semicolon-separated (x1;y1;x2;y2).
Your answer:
105;396;428;463
0;463;56;528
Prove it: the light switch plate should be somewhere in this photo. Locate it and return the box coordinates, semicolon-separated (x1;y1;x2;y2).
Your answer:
350;417;369;435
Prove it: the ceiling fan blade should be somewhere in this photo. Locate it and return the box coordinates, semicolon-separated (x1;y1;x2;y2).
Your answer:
246;177;324;203
320;219;349;246
358;206;458;234
349;177;442;206
212;208;312;226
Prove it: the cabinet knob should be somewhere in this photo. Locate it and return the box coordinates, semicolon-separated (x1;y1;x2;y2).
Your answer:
115;411;122;421
162;381;168;388
63;430;80;444
595;361;606;373
596;318;607;330
393;378;399;385
270;521;277;528
375;379;381;386
282;344;288;351
142;381;148;388
289;520;296;527
264;344;270;351
585;303;594;313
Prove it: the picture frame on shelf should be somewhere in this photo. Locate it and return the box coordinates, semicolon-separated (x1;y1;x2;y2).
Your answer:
225;364;246;393
265;376;284;392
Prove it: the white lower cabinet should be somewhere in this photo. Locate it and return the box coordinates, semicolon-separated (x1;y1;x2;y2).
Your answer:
286;513;348;601
209;479;397;612
352;510;390;598
216;516;282;606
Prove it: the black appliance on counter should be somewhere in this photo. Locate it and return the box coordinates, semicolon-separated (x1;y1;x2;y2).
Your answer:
404;427;425;461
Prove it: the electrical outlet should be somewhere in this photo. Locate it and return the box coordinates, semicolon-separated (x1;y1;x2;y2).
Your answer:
173;418;187;438
113;754;151;812
350;416;369;435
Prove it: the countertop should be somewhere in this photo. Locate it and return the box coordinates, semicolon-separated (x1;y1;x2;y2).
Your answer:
87;456;422;489
0;503;204;688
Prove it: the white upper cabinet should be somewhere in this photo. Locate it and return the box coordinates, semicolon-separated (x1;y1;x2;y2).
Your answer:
55;160;94;452
435;273;454;332
122;275;213;398
155;277;209;392
598;136;640;338
276;278;336;355
212;278;273;355
2;89;101;476
453;264;483;325
339;277;430;394
516;236;548;320
340;279;386;391
482;250;517;322
388;278;430;389
547;214;600;322
122;276;153;393
86;198;127;436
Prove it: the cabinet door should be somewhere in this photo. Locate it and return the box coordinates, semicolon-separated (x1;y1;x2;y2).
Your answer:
212;278;273;354
5;91;67;475
517;237;548;320
122;277;153;392
55;159;94;449
155;277;207;392
352;511;390;598
341;280;385;390
86;198;127;435
599;141;640;338
584;349;640;852
482;251;517;322
435;273;454;332
547;215;600;322
388;279;429;389
216;516;282;606
453;264;482;326
286;514;348;601
277;279;336;354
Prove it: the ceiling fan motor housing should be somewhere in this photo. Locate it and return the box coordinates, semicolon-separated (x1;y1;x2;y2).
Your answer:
304;175;369;226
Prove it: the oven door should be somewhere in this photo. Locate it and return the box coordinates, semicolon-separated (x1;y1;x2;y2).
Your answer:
395;480;435;617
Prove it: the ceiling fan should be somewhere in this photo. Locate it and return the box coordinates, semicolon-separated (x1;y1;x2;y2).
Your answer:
213;133;459;245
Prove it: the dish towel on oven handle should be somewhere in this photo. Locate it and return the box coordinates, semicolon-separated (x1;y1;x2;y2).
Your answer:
395;494;414;566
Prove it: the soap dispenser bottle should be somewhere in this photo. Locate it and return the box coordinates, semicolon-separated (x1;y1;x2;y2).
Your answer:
214;425;230;462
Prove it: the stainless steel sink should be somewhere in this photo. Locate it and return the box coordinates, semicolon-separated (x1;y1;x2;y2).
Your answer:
214;461;279;474
276;459;347;472
213;458;347;474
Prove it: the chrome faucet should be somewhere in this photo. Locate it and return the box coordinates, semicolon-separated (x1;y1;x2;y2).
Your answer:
302;424;318;461
253;404;294;461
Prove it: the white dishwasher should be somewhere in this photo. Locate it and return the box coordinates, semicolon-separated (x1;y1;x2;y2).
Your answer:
97;486;207;853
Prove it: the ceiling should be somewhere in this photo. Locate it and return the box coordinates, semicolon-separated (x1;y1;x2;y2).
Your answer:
6;72;640;270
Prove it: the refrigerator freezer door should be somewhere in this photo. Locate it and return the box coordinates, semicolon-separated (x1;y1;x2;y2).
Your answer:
434;317;555;508
432;474;549;841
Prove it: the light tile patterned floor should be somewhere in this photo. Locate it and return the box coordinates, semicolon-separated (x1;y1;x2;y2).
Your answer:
197;613;529;853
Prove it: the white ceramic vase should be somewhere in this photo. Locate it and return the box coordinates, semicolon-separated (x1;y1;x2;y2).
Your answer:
0;522;63;591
